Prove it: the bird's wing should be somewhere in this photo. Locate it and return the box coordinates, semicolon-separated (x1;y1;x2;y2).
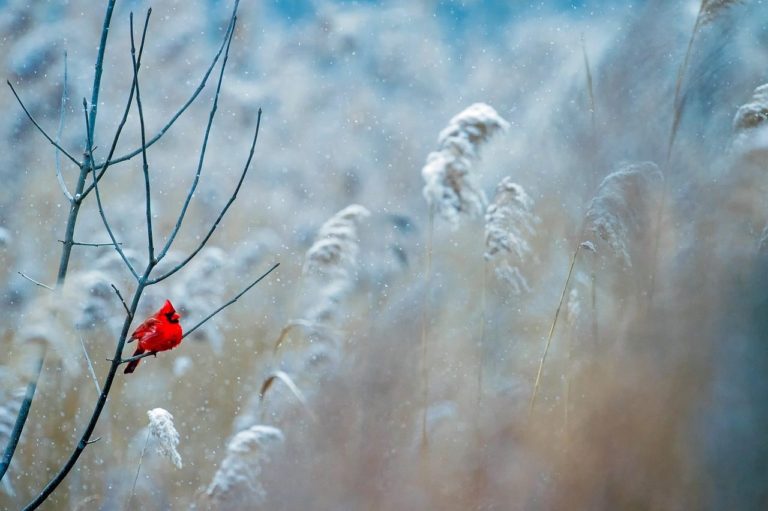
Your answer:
129;317;160;343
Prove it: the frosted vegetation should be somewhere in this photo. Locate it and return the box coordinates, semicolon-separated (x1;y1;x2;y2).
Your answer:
1;0;768;509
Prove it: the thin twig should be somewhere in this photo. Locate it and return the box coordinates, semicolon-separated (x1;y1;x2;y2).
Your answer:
129;12;155;261
17;272;54;291
59;240;123;247
6;81;81;167
149;109;262;284
183;262;279;340
55;52;74;202
84;99;140;281
116;351;156;365
90;3;240;173
111;284;131;317
155;17;237;262
79;337;101;394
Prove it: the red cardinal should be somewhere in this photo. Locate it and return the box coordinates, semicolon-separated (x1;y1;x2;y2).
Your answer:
124;300;183;374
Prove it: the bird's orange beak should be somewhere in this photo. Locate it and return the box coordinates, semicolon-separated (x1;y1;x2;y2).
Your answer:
171;312;181;322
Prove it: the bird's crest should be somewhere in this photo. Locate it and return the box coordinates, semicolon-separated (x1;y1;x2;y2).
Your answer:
159;300;181;323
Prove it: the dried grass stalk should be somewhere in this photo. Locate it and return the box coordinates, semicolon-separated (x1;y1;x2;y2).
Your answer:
258;370;315;421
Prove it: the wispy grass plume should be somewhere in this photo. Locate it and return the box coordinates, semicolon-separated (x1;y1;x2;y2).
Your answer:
530;161;663;417
484;177;539;294
147;408;183;469
206;425;285;509
668;0;744;160
304;204;371;285
585;162;664;268
478;177;538;402
732;83;768;156
420;103;509;448
422;103;510;228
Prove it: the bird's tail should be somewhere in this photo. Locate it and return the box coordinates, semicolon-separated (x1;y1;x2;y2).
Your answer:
124;347;145;374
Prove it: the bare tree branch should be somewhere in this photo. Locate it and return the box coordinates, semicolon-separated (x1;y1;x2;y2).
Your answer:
155;17;237;262
90;3;240;173
7;81;81;167
55;52;74;202
129;12;155;261
84;98;140;281
85;0;117;143
1;0;120;491
80;8;153;200
110;283;131;317
150;108;261;284
17;272;54;291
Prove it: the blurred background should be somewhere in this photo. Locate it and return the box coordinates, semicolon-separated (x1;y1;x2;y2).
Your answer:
1;0;768;509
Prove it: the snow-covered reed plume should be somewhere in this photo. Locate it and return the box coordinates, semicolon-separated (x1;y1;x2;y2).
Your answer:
699;0;744;26
304;204;370;283
732;83;768;154
303;204;370;322
206;425;285;508
484;177;539;293
733;84;768;134
147;408;182;469
422;103;509;227
585;162;663;267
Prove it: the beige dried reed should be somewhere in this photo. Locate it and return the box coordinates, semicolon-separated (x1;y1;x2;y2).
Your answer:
419;103;509;450
478;177;538;401
530;162;663;417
